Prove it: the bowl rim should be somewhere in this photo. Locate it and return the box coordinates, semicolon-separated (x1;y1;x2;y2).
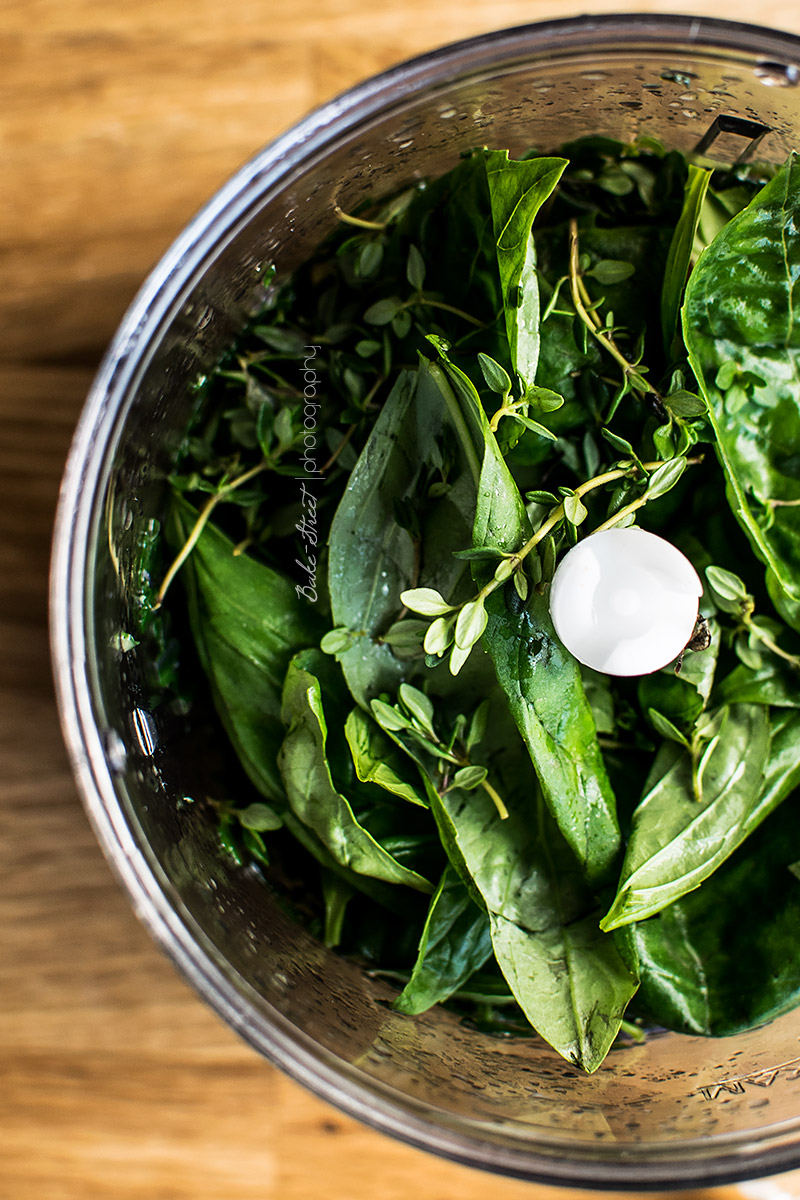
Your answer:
50;12;800;1189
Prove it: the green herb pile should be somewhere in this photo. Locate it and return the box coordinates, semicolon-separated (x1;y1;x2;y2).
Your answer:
145;139;800;1073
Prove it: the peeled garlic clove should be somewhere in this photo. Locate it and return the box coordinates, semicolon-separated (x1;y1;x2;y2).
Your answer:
549;528;702;677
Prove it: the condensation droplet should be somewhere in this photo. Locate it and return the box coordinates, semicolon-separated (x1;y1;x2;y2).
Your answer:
103;729;127;774
755;61;800;87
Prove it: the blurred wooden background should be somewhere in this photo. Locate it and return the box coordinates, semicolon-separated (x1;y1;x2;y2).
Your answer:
4;1;800;1196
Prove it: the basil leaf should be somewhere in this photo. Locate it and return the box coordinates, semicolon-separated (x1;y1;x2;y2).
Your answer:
638;672;704;732
621;790;800;1036
683;153;800;615
427;780;636;1072
394;866;493;1015
484;591;621;885
430;351;619;884
601;704;771;930
715;659;800;707
328;365;475;705
168;496;324;802
484;150;567;390
344;706;429;807
661;164;712;353
278;657;433;893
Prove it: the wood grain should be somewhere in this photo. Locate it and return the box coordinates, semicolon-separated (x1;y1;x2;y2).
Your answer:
4;1;800;1196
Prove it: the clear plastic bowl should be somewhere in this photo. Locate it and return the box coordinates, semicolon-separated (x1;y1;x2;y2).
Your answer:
51;14;800;1189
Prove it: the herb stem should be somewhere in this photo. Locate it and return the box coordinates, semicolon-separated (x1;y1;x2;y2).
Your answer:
470;457;700;610
592;492;650;534
333;205;386;230
489;395;530;434
320;423;357;475
744;617;800;671
508;461;666;570
568;218;661;400
155;461;268;608
480;777;510;820
411;297;484;327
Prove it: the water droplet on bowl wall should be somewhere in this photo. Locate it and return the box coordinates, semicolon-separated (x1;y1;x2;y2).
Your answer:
755;61;800;87
102;728;127;774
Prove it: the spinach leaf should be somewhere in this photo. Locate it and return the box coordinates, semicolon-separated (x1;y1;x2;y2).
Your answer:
168;496;324;802
427;779;636;1071
683;154;800;616
278;656;433;893
601;704;771;930
394;866;493;1015
344;707;429;807
661;164;712;354
620;791;800;1036
484;150;567;389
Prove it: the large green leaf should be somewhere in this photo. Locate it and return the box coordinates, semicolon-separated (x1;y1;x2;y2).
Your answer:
601;704;772;930
327;364;478;706
168;496;324;802
278;657;433;893
430;353;620;884
683;153;800;616
394;866;493;1015
484;150;567;390
483;590;621;886
427;779;636;1072
435;356;526;550
620;788;800;1036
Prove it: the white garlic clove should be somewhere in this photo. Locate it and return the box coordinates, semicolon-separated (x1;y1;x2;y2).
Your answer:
549;528;703;677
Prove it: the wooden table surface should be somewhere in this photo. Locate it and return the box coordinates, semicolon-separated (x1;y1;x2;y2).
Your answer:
4;1;800;1196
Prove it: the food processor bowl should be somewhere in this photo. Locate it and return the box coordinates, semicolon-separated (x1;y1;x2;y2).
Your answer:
50;14;800;1189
